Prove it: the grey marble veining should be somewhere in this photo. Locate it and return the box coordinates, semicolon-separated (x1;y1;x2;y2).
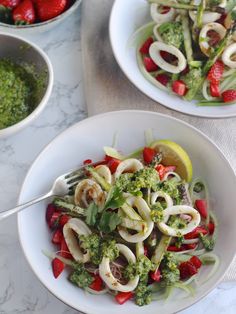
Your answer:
0;6;235;314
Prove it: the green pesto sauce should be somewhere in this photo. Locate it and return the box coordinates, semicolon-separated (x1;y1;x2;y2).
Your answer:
0;58;45;130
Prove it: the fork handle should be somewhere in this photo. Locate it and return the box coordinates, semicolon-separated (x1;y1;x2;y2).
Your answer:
0;191;53;221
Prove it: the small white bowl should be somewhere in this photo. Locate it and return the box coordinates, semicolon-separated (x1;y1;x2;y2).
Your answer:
0;0;82;33
18;110;236;314
0;33;53;138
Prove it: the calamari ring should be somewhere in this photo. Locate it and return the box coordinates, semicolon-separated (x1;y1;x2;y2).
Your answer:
99;243;139;292
74;179;105;208
118;197;154;243
114;158;143;179
222;43;236;69
151;191;173;208
95;165;112;184
63;218;91;263
199;23;226;56
149;41;187;74
157;205;201;237
150;3;176;24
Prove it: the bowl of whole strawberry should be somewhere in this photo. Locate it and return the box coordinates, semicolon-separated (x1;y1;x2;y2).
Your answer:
0;0;82;32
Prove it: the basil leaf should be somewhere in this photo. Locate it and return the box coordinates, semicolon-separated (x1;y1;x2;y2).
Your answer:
104;186;125;210
85;203;99;226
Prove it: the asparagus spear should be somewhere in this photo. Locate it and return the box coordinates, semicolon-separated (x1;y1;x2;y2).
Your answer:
148;0;225;13
180;10;193;63
185;24;236;101
196;0;206;30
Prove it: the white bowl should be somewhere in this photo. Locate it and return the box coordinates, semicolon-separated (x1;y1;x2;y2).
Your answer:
18;110;236;314
109;0;236;118
0;0;82;33
0;33;53;138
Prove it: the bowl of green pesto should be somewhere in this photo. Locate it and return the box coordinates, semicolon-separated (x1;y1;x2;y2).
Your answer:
0;33;53;138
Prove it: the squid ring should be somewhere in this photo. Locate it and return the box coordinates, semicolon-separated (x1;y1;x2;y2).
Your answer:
74;179;105;208
150;3;176;24
99;244;139;292
157;205;201;237
63;218;91;263
95;165;112;184
199;23;226;56
222;43;236;69
151;191;173;208
118;197;154;243
114;158;143;179
149;42;187;74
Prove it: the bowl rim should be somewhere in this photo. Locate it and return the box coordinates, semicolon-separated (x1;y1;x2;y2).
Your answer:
0;0;82;29
0;32;54;138
17;109;236;313
109;0;236;119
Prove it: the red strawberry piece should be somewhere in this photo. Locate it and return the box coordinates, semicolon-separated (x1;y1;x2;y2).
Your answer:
35;0;67;22
210;82;221;98
190;256;202;269
207;221;215;235
184;243;198;250
207;30;221;47
59;214;70;227
0;0;20;8
222;89;236;103
139;37;154;54
13;0;35;24
143;56;158;72
52;229;63;245
52;257;65;278
60;237;73;259
46;204;57;223
107;157;121;174
156;73;170;86
150;269;161;282
115;292;134;305
143;147;155;164
179;261;198;279
184;226;208;239
48;211;61;229
207;60;224;84
89;274;103;291
172;80;187;96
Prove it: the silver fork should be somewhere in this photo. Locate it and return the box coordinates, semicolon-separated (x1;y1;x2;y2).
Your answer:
0;161;103;221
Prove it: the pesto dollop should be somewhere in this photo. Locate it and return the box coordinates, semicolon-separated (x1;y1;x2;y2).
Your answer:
0;59;41;130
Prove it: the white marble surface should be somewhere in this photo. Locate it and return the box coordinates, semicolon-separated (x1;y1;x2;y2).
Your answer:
0;7;236;314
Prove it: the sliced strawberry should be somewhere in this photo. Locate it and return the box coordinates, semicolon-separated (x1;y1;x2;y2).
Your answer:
89;274;103;291
156;73;170;86
184;226;208;239
172;80;187;96
115;291;134;305
35;0;67;22
207;222;215;235
195;199;208;219
13;0;35;24
150;269;161;282
190;256;202;269
0;0;20;8
207;60;224;84
143;57;158;72
60;237;73;259
139;37;154;54
59;214;70;227
179;261;198;279
167;245;184;252
155;164;176;180
46;204;57;223
143;147;155;164
52;257;65;278
210;82;221;97
184;243;198;250
48;211;61;229
83;159;92;165
52;229;63;245
222;89;236;103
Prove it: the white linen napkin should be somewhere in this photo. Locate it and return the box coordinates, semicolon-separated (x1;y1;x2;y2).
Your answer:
81;0;236;281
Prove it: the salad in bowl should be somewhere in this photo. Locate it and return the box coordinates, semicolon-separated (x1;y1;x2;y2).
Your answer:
135;0;236;106
45;137;218;307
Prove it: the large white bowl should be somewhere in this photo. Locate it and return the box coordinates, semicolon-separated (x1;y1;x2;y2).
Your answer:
0;33;53;138
18;110;236;314
109;0;236;118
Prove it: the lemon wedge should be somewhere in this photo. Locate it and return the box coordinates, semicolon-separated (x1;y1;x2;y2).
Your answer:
150;140;193;182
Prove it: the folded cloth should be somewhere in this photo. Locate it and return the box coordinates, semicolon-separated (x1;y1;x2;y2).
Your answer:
81;0;236;281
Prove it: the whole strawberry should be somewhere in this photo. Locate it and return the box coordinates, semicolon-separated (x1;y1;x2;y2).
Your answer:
35;0;67;22
0;0;20;8
13;0;35;24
